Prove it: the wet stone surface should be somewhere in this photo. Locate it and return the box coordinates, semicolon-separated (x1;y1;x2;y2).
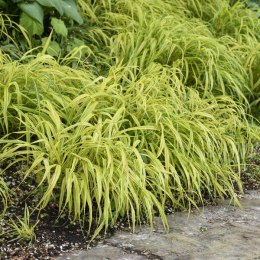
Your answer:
56;190;260;260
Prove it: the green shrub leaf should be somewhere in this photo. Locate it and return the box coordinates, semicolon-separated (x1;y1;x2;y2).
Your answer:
19;12;44;36
61;0;83;25
41;37;61;57
36;0;64;15
66;38;88;58
18;2;44;24
67;38;85;50
51;17;68;37
0;0;7;8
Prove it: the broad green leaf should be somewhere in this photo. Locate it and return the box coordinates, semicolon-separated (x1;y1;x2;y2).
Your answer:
61;0;83;24
41;37;61;57
66;38;89;58
46;40;61;57
51;17;68;37
20;12;43;37
18;2;44;24
36;0;64;15
67;38;85;50
0;0;7;8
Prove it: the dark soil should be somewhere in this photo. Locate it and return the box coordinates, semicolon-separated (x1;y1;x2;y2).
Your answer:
0;144;259;260
0;162;131;259
0;164;87;259
240;145;260;190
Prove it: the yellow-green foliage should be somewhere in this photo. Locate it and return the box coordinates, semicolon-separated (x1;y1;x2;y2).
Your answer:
0;53;256;236
0;14;31;58
0;0;259;240
78;0;259;111
180;0;260;111
1;205;38;242
0;175;8;216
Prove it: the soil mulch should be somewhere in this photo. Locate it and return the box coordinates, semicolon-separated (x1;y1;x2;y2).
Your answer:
0;162;130;260
240;145;260;190
0;145;259;260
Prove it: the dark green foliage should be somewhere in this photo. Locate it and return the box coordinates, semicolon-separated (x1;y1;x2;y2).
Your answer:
0;0;82;36
0;0;83;58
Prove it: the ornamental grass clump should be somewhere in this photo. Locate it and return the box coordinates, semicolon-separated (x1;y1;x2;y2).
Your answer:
108;17;250;101
0;52;255;236
182;0;260;42
0;0;259;244
0;14;30;59
76;0;259;116
179;0;260;114
0;176;8;215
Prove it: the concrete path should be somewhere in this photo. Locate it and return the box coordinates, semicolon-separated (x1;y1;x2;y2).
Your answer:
56;190;260;260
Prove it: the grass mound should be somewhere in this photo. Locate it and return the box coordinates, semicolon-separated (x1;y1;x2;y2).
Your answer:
0;53;255;236
0;0;259;244
78;0;259;114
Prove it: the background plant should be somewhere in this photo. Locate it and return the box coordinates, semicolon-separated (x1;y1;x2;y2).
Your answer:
0;0;85;58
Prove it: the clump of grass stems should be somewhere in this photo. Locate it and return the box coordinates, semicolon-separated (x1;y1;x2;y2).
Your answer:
179;0;260;114
77;0;259;115
0;14;31;59
182;0;260;42
0;51;257;238
1;205;38;243
0;175;8;216
0;0;259;242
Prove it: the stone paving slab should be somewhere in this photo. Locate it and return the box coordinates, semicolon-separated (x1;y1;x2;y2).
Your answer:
56;190;260;260
56;245;144;260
